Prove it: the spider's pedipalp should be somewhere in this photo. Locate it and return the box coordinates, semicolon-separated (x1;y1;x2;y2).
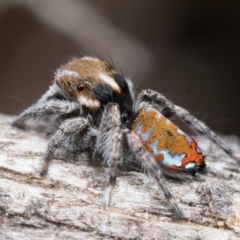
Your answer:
40;117;94;176
124;130;183;218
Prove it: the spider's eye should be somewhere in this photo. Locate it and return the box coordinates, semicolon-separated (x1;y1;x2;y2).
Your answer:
77;82;85;92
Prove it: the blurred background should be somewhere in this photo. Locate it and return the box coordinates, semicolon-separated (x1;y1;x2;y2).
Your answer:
0;0;239;136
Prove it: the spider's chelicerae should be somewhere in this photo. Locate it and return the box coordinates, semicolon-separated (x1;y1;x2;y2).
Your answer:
12;56;240;218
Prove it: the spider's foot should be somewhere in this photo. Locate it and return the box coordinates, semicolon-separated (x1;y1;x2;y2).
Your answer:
170;199;183;219
231;153;240;164
101;185;113;206
173;208;183;219
39;161;49;177
39;169;47;177
12;119;26;129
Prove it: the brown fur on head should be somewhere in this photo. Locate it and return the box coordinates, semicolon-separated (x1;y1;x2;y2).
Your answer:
54;56;134;124
55;57;124;110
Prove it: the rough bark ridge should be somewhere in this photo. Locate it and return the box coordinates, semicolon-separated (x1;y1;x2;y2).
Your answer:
0;113;240;240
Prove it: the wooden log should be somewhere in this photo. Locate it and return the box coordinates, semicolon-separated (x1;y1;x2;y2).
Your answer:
0;113;240;239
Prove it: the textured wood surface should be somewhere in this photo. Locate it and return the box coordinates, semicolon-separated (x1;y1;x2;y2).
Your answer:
0;114;240;240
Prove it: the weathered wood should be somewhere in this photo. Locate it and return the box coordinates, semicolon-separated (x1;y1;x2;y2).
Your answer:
0;113;240;239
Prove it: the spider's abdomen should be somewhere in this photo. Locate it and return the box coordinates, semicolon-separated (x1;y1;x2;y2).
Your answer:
131;107;206;174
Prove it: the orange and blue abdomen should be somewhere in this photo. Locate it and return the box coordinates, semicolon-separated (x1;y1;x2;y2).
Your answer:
131;107;206;174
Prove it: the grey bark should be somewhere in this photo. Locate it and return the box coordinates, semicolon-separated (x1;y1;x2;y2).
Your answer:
0;113;240;240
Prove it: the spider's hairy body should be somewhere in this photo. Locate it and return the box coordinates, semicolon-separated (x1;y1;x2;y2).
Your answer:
12;56;240;218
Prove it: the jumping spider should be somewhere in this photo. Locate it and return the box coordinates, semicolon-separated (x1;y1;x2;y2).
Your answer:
12;56;240;218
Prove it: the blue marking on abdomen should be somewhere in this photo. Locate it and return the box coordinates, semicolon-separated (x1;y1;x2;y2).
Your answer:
176;128;193;145
149;139;186;167
136;125;185;167
166;119;171;125
149;136;161;155
156;111;163;120
135;124;154;142
196;145;202;154
161;149;185;167
141;127;154;142
185;162;196;170
135;124;143;135
149;139;185;167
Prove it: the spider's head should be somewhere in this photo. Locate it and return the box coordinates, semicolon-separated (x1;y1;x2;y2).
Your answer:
55;57;133;121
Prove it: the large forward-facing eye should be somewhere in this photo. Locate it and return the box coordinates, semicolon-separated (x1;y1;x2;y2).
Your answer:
77;81;85;92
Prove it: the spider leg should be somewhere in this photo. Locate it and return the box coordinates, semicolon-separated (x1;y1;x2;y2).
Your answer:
137;89;240;163
40;117;95;176
95;103;122;206
12;81;67;129
12;100;81;129
124;129;183;218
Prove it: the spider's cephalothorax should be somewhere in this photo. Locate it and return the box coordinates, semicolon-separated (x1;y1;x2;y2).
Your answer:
12;56;240;218
52;57;133;127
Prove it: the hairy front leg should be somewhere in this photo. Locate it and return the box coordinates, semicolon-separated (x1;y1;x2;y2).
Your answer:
12;81;67;129
95;103;122;206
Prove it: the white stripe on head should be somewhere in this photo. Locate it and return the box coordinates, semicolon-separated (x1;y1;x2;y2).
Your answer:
78;95;100;108
99;73;121;92
82;56;97;61
55;69;79;78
